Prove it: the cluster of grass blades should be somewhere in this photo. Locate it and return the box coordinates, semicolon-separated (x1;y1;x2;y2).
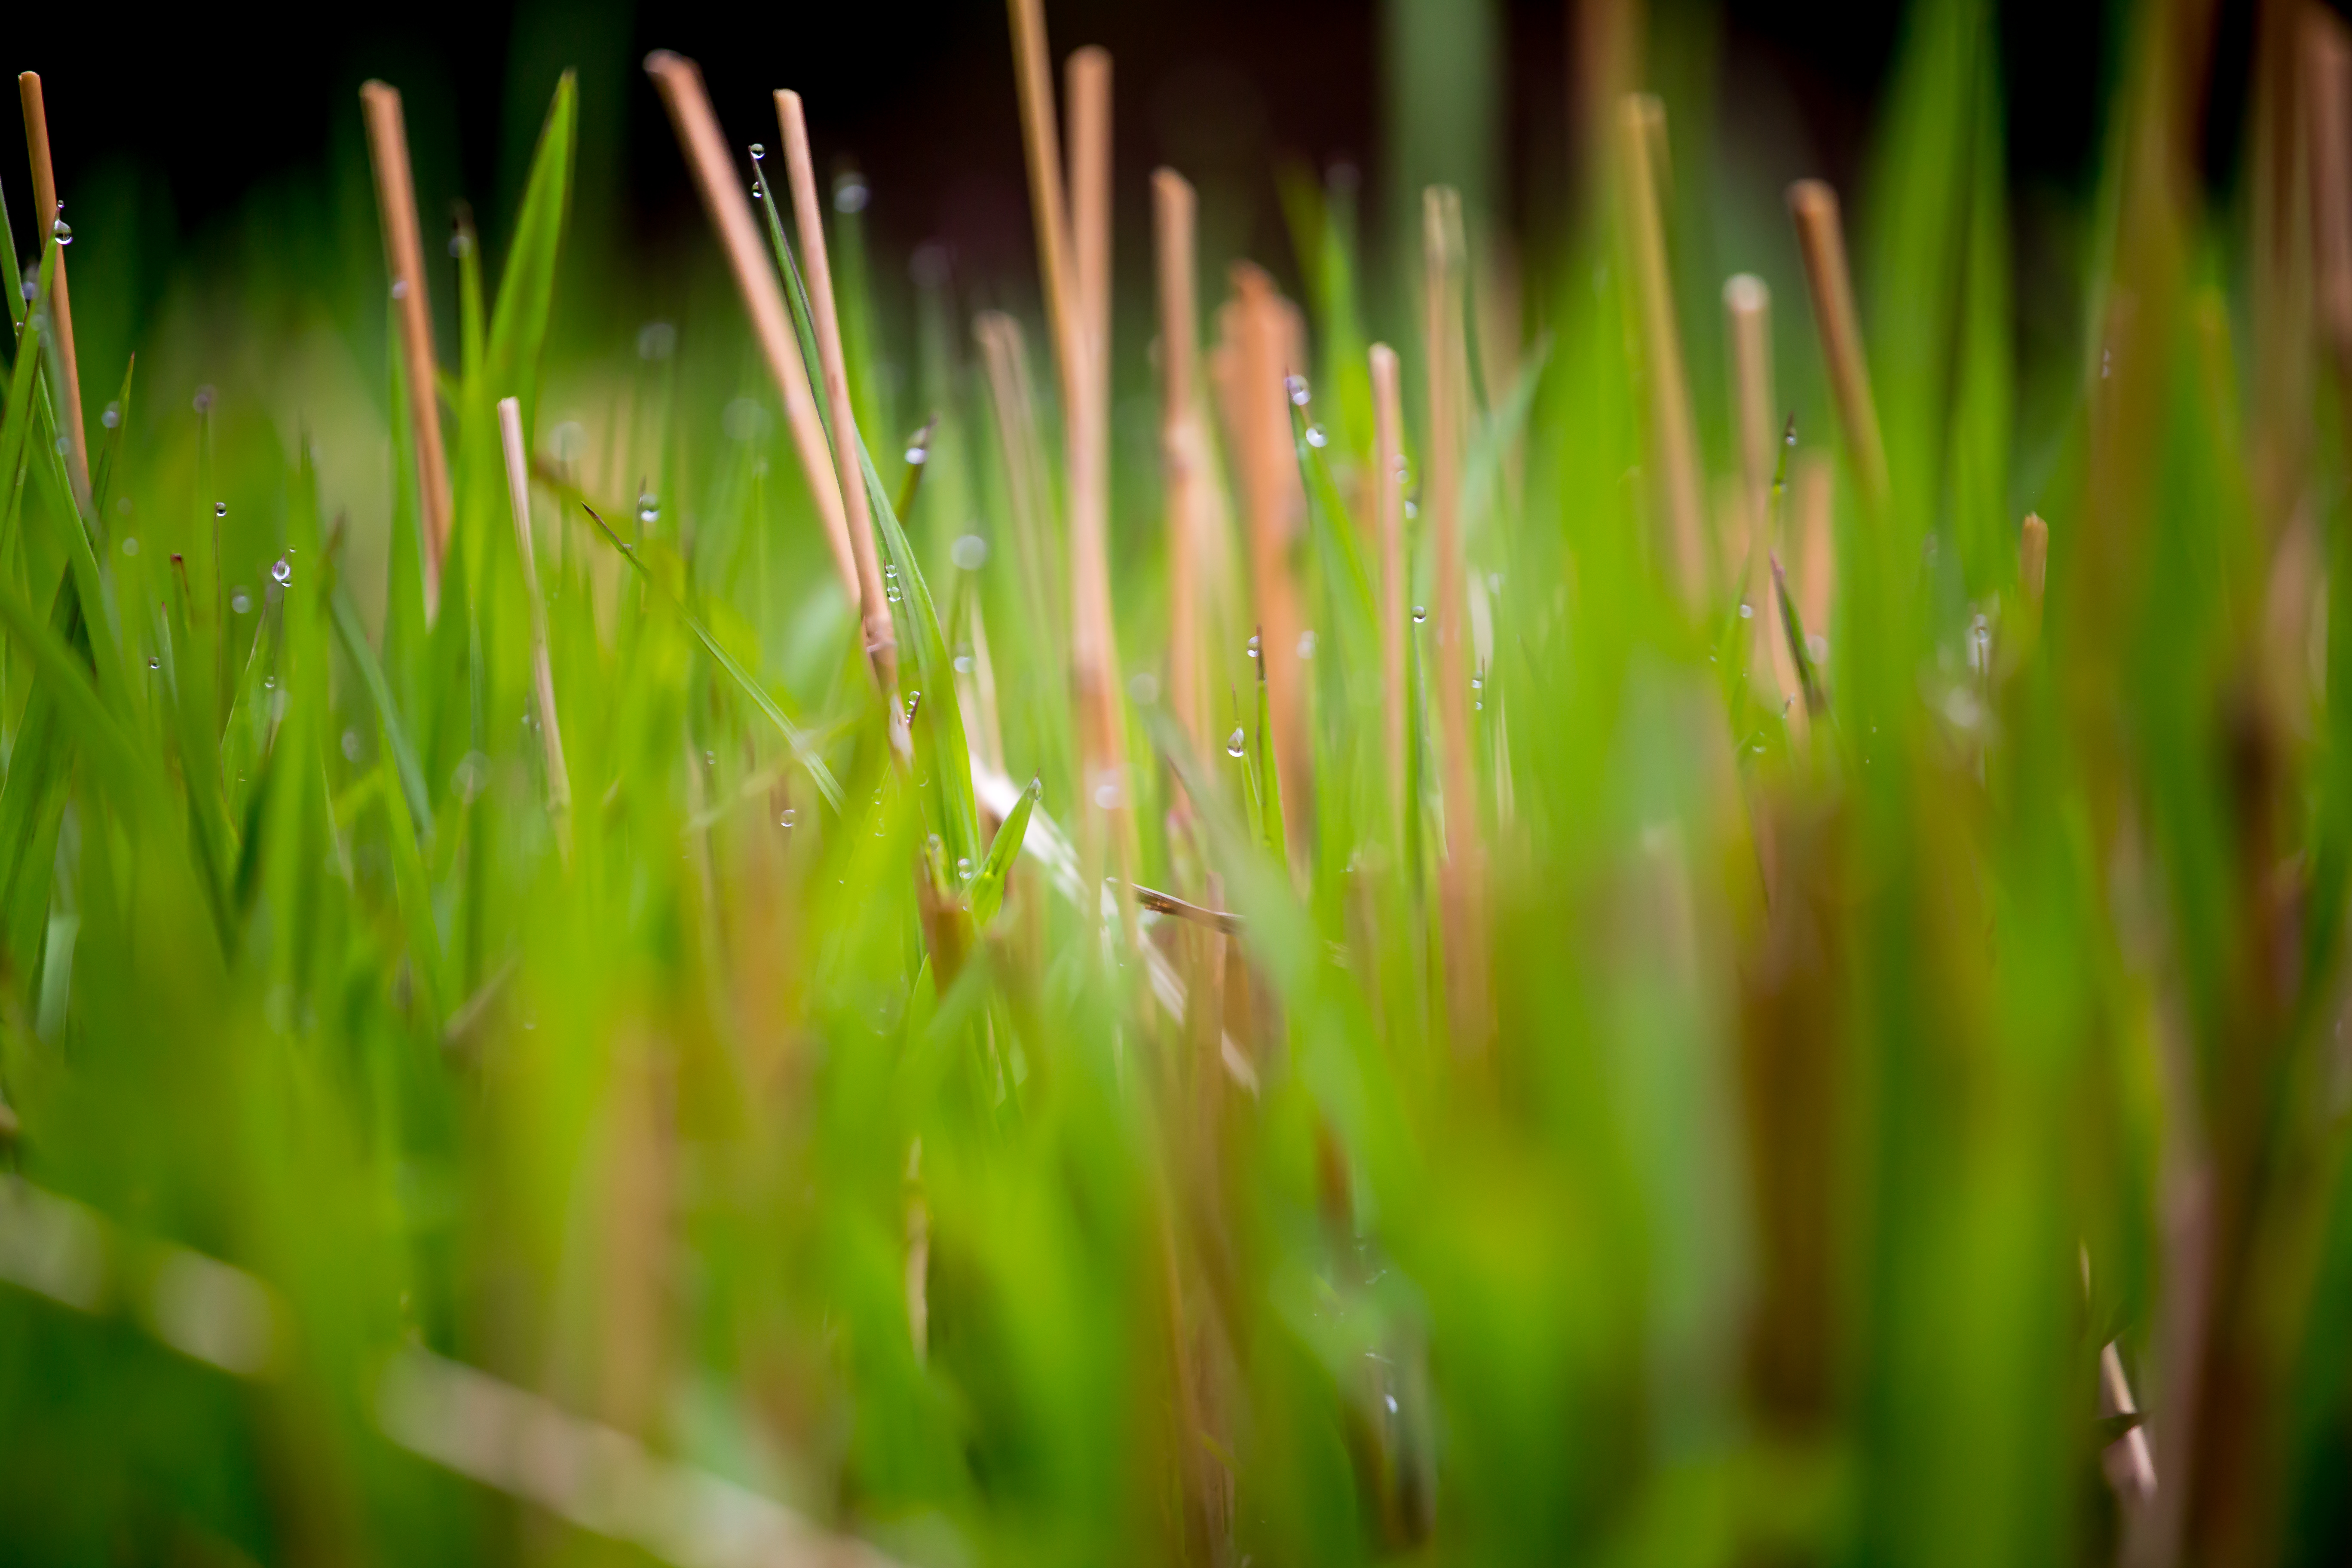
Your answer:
6;0;2352;1563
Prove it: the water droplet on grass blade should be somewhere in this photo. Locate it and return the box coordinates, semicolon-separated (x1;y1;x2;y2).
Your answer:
271;558;291;586
956;857;973;879
1226;727;1246;757
231;591;251;615
214;501;227;519
101;403;119;429
1246;634;1260;658
51;220;71;245
391;279;408;300
1412;606;1427;624
1304;425;1327;447
780;808;797;827
1284;374;1310;406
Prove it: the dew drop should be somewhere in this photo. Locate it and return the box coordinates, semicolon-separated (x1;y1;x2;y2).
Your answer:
750;143;766;160
1404;499;1419;520
101;403;119;430
50;219;71;246
950;533;988;570
147;655;160;671
704;750;717;767
1412;606;1427;625
231;591;252;615
905;690;921;720
637;492;658;525
1737;602;1753;619
1226;726;1246;758
1246;634;1260;658
953;654;974;674
955;857;973;879
270;557;291;586
214;500;227;519
1304;424;1327;448
1284;374;1310;406
390;279;408;300
780;807;797;827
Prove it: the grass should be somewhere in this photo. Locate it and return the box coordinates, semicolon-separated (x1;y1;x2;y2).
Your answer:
2;0;2351;1564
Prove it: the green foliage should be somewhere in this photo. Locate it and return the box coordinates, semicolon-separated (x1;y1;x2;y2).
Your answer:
1;9;2349;1568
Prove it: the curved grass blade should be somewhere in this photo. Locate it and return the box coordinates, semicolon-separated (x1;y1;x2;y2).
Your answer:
580;502;842;812
969;774;1038;927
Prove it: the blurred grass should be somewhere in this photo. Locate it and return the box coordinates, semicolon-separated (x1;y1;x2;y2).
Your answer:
2;1;2351;1565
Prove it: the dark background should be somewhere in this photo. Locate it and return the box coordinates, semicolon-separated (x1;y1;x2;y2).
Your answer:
0;0;2315;369
3;2;2158;249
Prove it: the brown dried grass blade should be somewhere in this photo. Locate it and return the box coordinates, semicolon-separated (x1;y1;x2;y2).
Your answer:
1724;274;1802;734
16;73;88;507
359;80;453;617
1156;168;1217;784
1786;178;1892;520
640;52;858;613
1617;95;1707;608
1230;263;1312;862
776;89;896;693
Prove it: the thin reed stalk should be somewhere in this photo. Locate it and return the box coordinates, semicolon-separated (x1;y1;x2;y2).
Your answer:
1423;185;1488;1058
1787;178;1892;519
359;81;454;616
498;397;571;845
1061;48;1131;874
777;89;896;693
1156;169;1212;775
1230;263;1312;861
1370;342;1408;833
1618;94;1708;607
1724;274;1801;731
641;52;858;614
16;74;87;506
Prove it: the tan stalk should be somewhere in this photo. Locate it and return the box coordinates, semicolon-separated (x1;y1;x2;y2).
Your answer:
1793;451;1836;647
1786;178;1892;519
776;90;896;693
1156;169;1211;771
1007;0;1079;364
2311;7;2352;404
1617;95;1708;607
642;53;858;614
17;75;88;505
1423;185;1489;1060
498;397;572;850
1370;343;1409;832
1061;48;1132;880
1724;274;1802;737
1230;263;1313;861
359;80;454;616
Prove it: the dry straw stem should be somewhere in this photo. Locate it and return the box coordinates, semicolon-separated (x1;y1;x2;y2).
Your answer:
1156;168;1211;768
1423;184;1489;1058
1617;95;1709;608
776;89;897;692
1724;274;1803;733
1369;342;1409;830
1793;450;1835;642
1787;178;1892;519
2308;8;2352;377
1062;48;1131;859
1231;262;1313;860
641;53;858;616
359;81;454;616
17;74;87;505
498;397;571;837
